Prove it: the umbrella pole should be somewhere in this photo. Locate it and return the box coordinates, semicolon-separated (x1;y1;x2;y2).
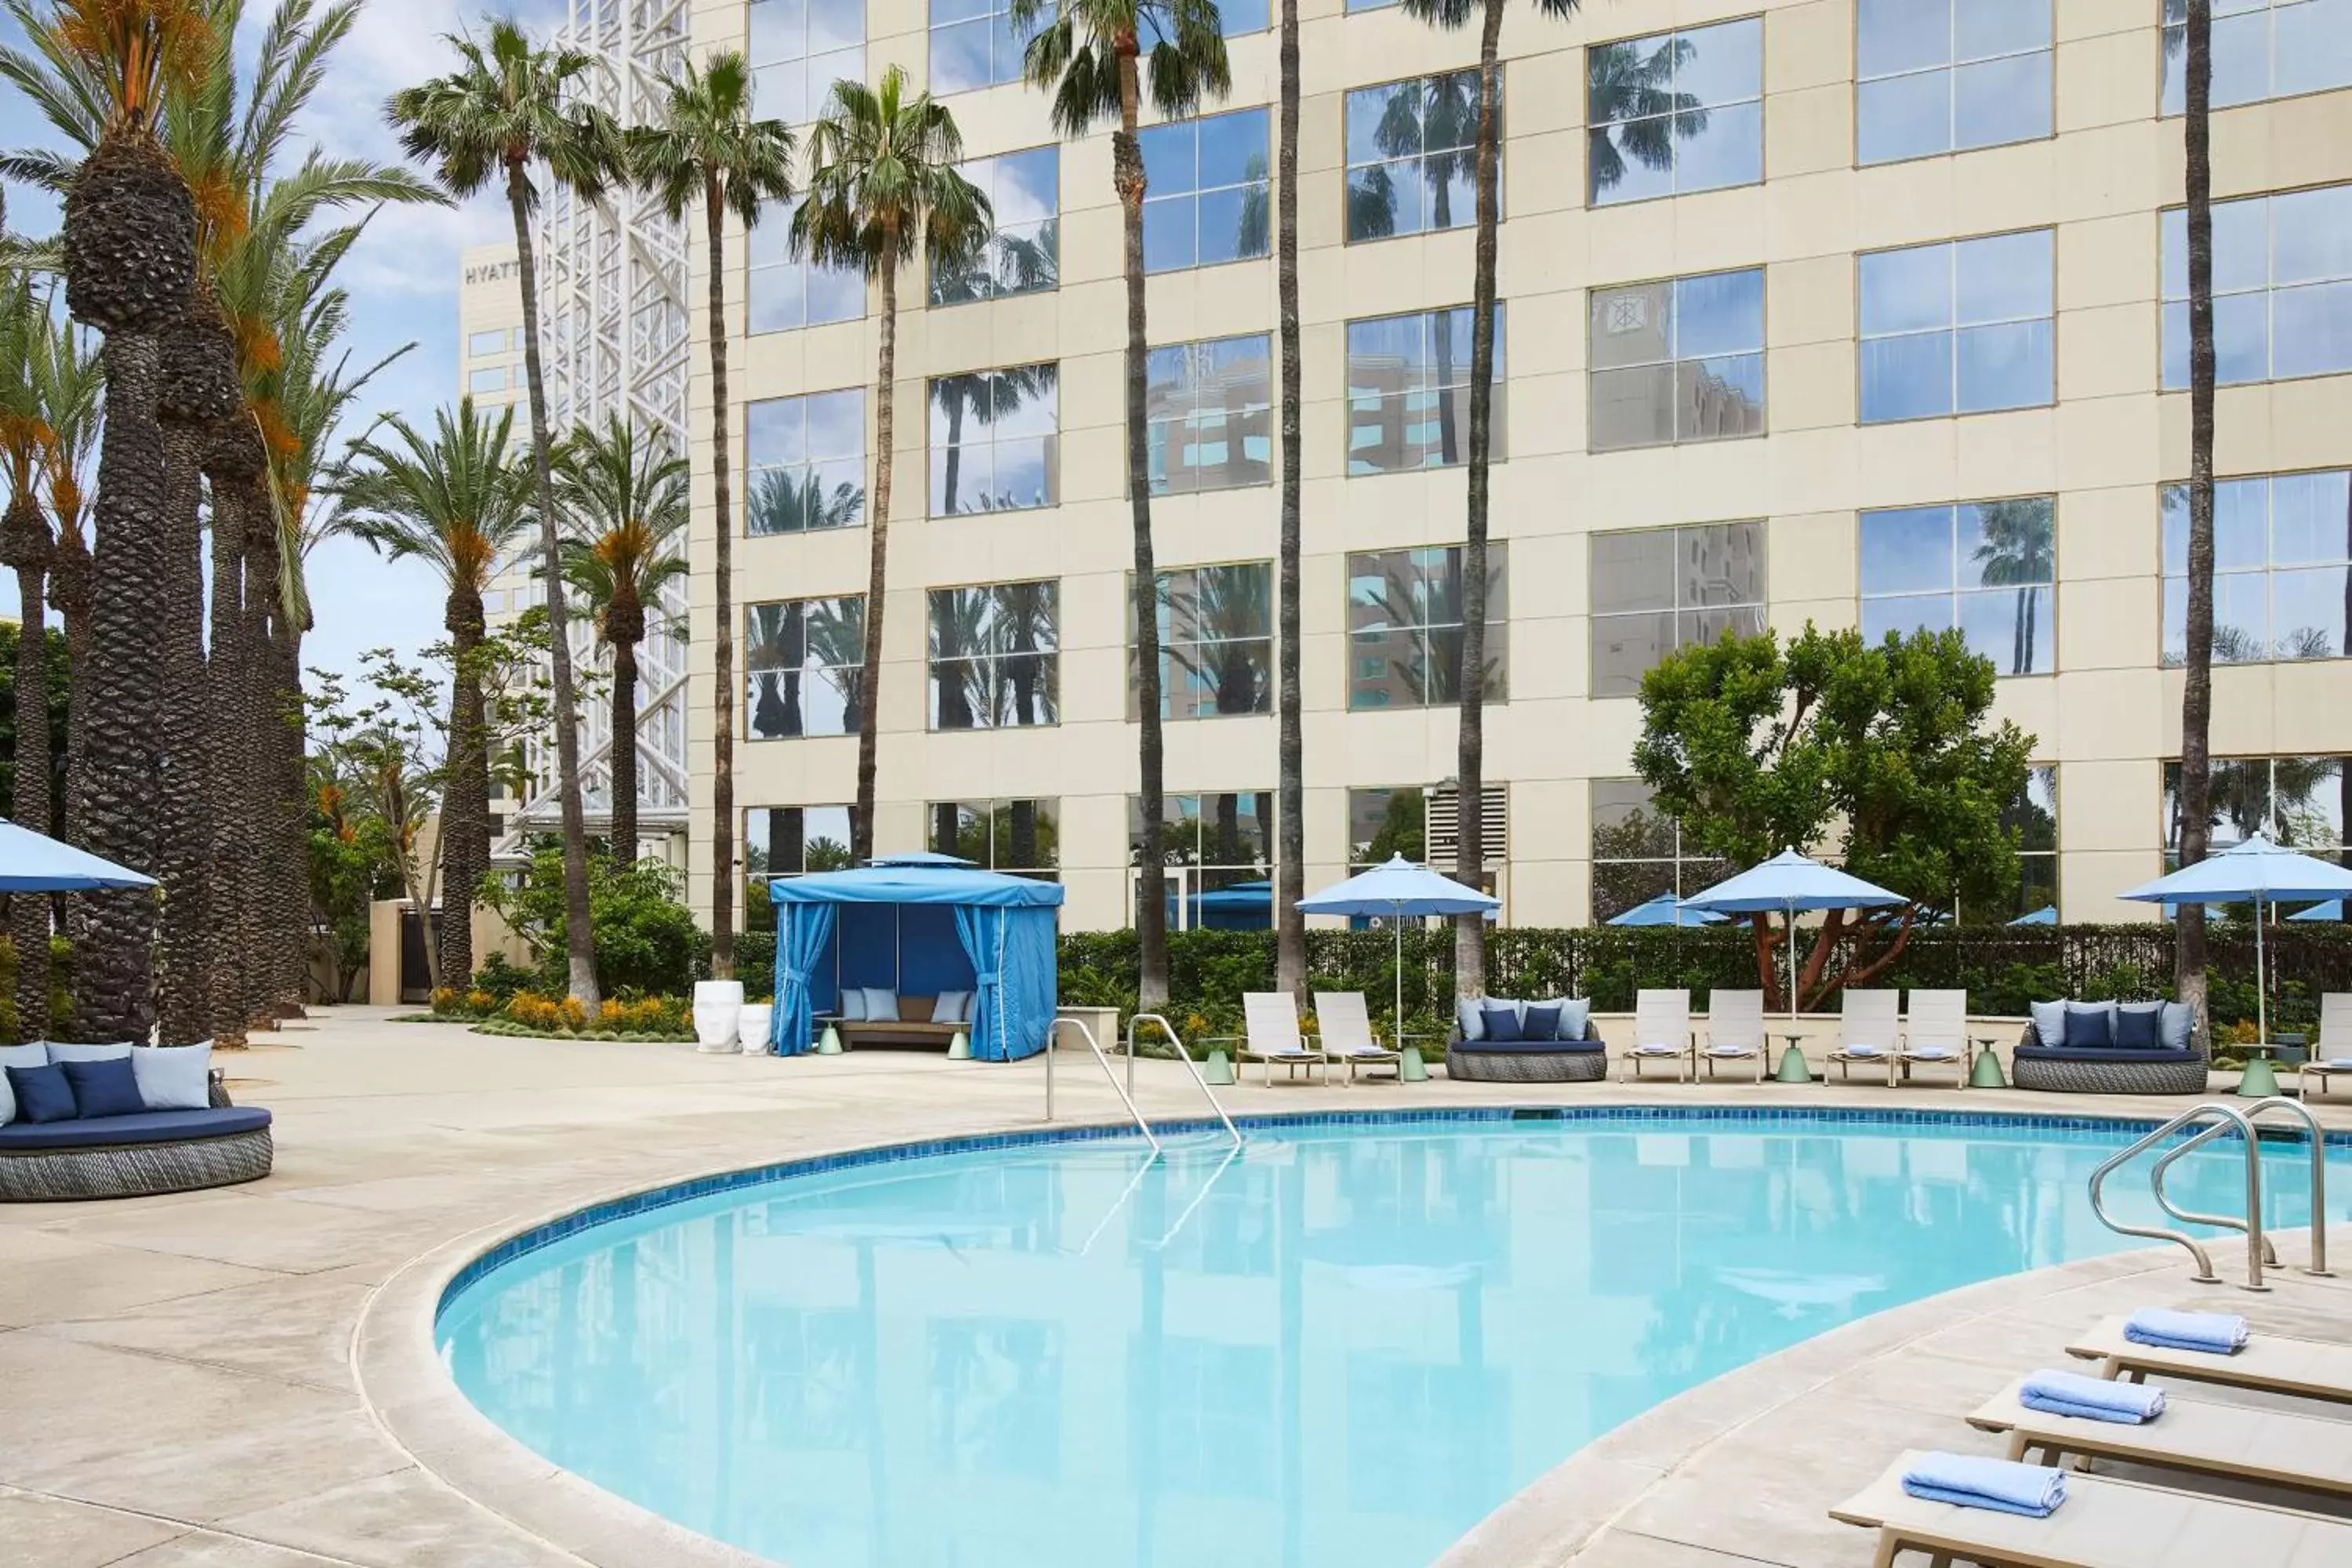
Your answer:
1394;904;1406;1052
1786;902;1798;1021
2256;895;2268;1047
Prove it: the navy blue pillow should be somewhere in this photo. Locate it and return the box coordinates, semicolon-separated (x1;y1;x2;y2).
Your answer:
5;1062;77;1123
2064;1004;2116;1049
60;1055;144;1118
2114;1004;2164;1051
1523;1003;1563;1041
1480;1004;1525;1043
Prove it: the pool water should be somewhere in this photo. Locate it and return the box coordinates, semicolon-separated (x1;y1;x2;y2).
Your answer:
437;1115;2343;1568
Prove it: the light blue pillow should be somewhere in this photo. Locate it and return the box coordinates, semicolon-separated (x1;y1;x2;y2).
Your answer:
132;1042;212;1112
1488;998;1527;1025
0;1042;49;1124
836;989;867;1022
861;987;899;1022
45;1040;132;1063
932;991;971;1024
2158;1000;2194;1052
1554;998;1593;1041
1454;998;1485;1042
2029;1000;2067;1047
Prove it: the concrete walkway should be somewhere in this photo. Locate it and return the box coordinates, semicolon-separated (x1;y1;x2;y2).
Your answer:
3;1006;2347;1566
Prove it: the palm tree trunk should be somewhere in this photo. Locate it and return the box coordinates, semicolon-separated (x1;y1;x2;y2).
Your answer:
609;635;640;869
5;544;50;1036
270;609;309;1015
1116;48;1170;1011
704;176;735;974
942;397;964;518
203;463;249;1050
507;159;599;1009
155;425;210;1042
1453;0;1506;1003
50;522;89;858
2176;0;2216;1040
1274;0;1306;1001
441;590;488;984
240;517;284;1029
855;249;899;865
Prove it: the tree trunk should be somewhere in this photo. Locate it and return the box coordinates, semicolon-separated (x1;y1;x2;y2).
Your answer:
154;424;210;1042
2176;0;2216;1043
1116;50;1170;1011
1273;0;1307;1002
4;530;50;1036
440;587;488;985
855;248;900;865
705;176;735;974
202;467;249;1049
508;161;599;1008
1452;0;1506;1002
609;634;640;868
49;521;90;856
271;612;308;1014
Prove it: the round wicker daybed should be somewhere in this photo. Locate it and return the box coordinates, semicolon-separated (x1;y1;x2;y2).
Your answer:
1446;1032;1610;1083
2009;1023;2211;1096
0;1072;273;1202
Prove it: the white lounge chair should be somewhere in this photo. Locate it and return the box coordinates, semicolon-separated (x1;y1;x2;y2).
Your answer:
1313;991;1401;1085
2299;993;2352;1101
1620;989;1691;1082
1697;989;1767;1082
1240;992;1327;1085
1899;988;1973;1087
1825;988;1900;1085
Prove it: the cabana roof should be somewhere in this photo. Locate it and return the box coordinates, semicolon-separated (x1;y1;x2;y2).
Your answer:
769;862;1065;910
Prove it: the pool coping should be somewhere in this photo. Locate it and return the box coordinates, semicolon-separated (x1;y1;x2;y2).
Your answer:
354;1104;2346;1568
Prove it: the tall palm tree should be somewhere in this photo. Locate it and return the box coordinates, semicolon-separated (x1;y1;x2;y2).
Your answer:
2175;0;2219;1040
388;18;624;1007
1274;0;1303;997
1399;0;1577;1001
1007;0;1229;1009
791;66;991;863
0;274;54;1033
554;414;688;868
622;49;792;976
339;399;531;987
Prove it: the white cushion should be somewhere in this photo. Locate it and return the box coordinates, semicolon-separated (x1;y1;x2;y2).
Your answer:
860;987;898;1022
45;1040;133;1063
932;990;971;1024
0;1042;50;1124
132;1041;213;1112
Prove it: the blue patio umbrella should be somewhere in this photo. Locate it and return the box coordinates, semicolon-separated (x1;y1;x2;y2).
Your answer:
0;817;154;891
2009;905;2059;926
2120;835;2352;1044
1681;848;1906;1018
2290;900;2343;923
1608;891;1727;928
1298;855;1500;1048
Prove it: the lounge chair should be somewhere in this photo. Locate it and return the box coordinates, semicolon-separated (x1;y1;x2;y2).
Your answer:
1967;1375;2352;1499
1825;988;1899;1085
1897;988;1973;1087
2064;1315;2352;1407
1830;1447;2352;1567
1697;989;1766;1082
1620;989;1691;1082
1312;991;1401;1085
1239;992;1327;1085
2298;993;2352;1101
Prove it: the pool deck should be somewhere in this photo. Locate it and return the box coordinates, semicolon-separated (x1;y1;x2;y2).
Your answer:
6;1004;2352;1567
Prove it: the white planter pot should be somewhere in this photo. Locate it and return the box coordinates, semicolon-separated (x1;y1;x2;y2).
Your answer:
737;1003;774;1055
692;981;744;1053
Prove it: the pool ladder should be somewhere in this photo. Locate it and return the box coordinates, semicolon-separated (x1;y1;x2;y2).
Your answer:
2087;1097;2332;1291
1044;1012;1241;1152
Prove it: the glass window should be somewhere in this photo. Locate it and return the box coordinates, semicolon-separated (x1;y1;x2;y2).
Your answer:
1345;306;1505;474
468;366;506;394
928;580;1059;728
2162;184;2352;388
1131;791;1275;929
1588;522;1766;697
1587;17;1763;206
929;0;1040;95
1588;268;1766;450
2165;755;2348;860
1346;544;1508;709
931;147;1059;305
1997;764;2060;922
1858;497;2056;674
2162;470;2352;664
1134;561;1273;720
746;388;866;535
750;0;865;125
1345;0;1395;10
2161;0;2352;115
746;597;866;739
746;804;859;884
1140;107;1271;272
1345;72;1490;243
466;328;510;358
927;798;1060;876
1857;0;2051;165
1590;779;1727;923
1146;334;1272;494
1859;229;2054;421
749;198;866;332
928;361;1058;515
1349;786;1427;871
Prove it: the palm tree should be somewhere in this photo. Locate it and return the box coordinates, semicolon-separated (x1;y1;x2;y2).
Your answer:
792;66;992;863
339;399;531;987
1274;0;1303;996
2176;0;2218;1040
554;414;689;869
1398;0;1577;1001
32;303;97;871
0;274;54;1033
1970;499;2056;676
622;49;792;977
1007;0;1229;1009
389;18;625;1008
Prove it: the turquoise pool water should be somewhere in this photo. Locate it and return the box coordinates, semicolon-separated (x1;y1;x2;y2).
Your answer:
437;1113;2344;1568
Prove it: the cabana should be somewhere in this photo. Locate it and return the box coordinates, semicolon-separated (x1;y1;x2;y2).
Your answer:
768;855;1064;1060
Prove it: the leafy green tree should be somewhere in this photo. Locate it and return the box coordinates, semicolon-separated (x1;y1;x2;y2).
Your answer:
1632;625;2036;1009
481;841;710;998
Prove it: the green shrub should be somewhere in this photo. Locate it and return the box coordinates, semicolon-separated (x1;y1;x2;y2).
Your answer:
485;844;711;998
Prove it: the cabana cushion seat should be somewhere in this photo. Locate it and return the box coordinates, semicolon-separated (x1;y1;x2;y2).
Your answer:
0;1105;270;1150
834;996;967;1047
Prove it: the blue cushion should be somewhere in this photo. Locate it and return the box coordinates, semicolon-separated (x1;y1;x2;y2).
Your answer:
2114;1004;2164;1051
2159;1000;2194;1051
0;1105;270;1150
1523;1003;1563;1041
0;1042;49;1124
2029;1000;2067;1048
835;989;866;1022
44;1040;132;1063
1481;1004;1526;1043
1556;998;1593;1041
132;1043;212;1112
60;1055;145;1118
2063;1003;2117;1049
4;1062;77;1123
1454;997;1485;1042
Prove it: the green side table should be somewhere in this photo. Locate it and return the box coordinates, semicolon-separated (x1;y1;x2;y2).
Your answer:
1773;1035;1815;1083
1969;1040;2008;1089
2236;1044;2282;1099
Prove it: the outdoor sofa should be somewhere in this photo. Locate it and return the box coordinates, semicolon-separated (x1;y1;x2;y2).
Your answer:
2011;1000;2209;1096
1447;996;1606;1083
826;989;971;1049
0;1044;271;1202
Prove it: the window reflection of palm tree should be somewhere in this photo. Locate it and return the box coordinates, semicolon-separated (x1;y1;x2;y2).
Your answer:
998;581;1056;727
932;358;1058;515
1969;499;2055;674
805;598;866;732
746;601;799;739
748;463;865;536
1586;38;1704;195
1362;76;1479;463
1235;153;1270;257
1163;567;1271;717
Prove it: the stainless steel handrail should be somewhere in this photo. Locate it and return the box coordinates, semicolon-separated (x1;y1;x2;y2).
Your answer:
1128;1011;1243;1147
2087;1101;2265;1288
2151;1096;2332;1279
1045;1015;1162;1155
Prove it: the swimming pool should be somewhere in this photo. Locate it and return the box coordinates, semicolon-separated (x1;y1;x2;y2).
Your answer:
437;1111;2345;1568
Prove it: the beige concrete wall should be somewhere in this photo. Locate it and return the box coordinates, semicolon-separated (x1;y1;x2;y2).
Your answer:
681;0;2352;933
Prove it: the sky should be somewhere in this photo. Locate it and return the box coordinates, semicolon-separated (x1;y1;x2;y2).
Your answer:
0;0;568;691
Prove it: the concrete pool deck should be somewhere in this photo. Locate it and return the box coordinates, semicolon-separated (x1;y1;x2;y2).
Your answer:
5;1004;2351;1567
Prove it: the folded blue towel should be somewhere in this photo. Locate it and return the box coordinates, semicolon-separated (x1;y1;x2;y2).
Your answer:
2125;1307;2249;1355
2019;1368;2166;1424
1901;1451;2067;1519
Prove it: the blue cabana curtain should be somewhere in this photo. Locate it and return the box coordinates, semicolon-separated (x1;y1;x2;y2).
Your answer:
952;902;1058;1062
771;901;837;1056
